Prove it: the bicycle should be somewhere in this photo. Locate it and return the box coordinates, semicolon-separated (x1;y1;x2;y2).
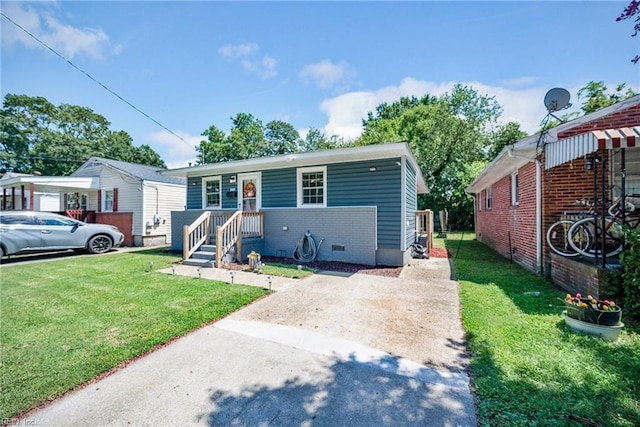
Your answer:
546;198;594;257
567;194;640;258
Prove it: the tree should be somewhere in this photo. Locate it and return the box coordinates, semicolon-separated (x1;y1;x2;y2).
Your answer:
357;85;501;230
0;94;166;175
577;81;638;114
264;120;301;155
617;0;640;63
488;122;528;159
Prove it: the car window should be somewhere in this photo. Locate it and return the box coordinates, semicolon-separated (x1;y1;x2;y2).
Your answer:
38;216;77;226
0;215;34;225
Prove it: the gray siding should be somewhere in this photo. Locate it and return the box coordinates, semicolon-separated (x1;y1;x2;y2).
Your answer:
262;169;296;208
405;162;418;248
328;158;402;248
187;177;201;209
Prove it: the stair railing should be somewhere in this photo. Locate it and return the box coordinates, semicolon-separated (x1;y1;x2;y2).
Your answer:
216;210;243;267
183;211;211;260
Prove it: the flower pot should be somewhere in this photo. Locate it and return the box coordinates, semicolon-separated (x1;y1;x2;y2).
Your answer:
562;311;624;341
564;298;622;326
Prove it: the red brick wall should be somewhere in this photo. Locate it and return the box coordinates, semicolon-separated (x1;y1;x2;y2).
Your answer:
476;161;539;273
557;104;640;139
476;102;639;276
95;212;133;246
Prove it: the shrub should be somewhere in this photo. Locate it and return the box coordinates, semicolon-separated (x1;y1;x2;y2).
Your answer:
619;228;640;328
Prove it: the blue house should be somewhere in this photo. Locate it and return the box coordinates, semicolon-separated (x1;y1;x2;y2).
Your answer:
162;142;429;267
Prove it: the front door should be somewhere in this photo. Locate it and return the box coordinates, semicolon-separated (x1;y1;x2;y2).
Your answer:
238;173;261;212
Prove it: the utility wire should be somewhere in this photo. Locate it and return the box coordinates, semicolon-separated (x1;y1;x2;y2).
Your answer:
1;11;193;150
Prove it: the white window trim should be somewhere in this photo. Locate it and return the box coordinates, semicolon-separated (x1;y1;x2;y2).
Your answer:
511;173;519;206
297;166;327;208
102;188;114;212
485;187;492;210
201;176;222;209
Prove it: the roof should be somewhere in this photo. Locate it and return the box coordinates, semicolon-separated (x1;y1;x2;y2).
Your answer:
72;157;186;186
466;94;640;194
161;142;428;193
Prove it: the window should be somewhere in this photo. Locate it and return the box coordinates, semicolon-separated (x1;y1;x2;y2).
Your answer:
511;173;519;206
297;166;326;207
66;193;87;210
103;189;114;212
202;177;221;208
486;187;492;210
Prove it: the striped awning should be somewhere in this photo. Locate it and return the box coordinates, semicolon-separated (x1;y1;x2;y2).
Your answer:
545;126;640;169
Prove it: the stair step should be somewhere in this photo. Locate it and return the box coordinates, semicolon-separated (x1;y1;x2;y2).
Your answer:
200;244;216;252
192;251;215;260
182;258;215;268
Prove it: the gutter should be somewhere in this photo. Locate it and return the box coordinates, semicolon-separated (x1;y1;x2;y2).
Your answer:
508;148;542;274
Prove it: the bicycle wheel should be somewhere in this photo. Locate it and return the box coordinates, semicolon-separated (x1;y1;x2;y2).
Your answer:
568;217;624;258
547;220;583;257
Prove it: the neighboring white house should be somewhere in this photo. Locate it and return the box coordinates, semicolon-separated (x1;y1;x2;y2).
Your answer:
0;158;186;246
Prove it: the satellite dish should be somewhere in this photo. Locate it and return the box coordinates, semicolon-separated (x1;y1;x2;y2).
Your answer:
544;88;572;112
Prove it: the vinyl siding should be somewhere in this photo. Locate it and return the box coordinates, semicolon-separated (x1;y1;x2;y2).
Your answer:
262;168;296;207
405;161;417;248
328;158;402;248
185;157;404;249
142;182;186;243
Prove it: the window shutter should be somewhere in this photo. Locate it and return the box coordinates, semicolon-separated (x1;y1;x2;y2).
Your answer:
113;188;119;212
97;190;102;212
63;193;68;210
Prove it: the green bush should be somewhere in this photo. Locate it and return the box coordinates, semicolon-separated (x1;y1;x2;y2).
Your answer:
619;228;640;328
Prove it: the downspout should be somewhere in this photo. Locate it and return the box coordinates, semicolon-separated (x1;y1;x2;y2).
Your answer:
508;148;542;274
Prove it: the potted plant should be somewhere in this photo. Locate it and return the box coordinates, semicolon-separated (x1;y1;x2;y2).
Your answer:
564;293;622;325
562;293;624;340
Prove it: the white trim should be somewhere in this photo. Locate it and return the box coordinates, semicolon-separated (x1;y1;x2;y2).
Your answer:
238;172;261;212
400;157;407;250
511;173;519;206
297;166;327;208
201;176;222;209
161;142;428;194
485;187;492;210
102;188;114;212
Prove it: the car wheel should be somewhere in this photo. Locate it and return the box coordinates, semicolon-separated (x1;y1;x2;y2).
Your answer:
0;245;4;259
87;235;113;254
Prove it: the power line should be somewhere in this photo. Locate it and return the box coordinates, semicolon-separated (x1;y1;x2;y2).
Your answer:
1;11;193;150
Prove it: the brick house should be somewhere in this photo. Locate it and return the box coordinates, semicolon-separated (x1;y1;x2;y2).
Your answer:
466;94;640;296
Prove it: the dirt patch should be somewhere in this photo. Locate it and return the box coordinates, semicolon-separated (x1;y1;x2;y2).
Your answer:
429;247;452;258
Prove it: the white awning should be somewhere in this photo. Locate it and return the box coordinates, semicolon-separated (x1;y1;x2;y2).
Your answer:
545;126;640;169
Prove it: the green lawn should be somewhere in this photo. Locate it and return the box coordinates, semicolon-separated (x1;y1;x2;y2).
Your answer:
0;249;269;419
442;233;640;427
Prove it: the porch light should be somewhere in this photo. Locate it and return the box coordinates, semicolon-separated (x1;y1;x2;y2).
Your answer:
369;166;377;172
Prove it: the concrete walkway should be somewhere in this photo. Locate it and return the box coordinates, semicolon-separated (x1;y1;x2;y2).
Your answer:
24;258;476;426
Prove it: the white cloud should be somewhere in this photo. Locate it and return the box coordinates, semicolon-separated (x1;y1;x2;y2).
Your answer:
318;77;582;139
218;42;259;59
1;2;120;60
300;59;355;89
219;42;277;79
146;130;202;169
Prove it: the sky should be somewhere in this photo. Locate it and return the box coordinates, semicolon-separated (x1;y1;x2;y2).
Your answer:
2;1;639;169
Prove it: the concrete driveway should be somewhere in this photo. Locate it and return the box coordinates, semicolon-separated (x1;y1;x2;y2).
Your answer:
24;258;476;426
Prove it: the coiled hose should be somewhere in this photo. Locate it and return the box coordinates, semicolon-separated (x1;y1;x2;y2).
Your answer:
293;230;324;263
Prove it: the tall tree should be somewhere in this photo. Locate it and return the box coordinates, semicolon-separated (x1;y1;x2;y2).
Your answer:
264;120;301;155
0;94;166;174
228;113;268;160
488;122;528;159
357;85;501;230
617;0;640;63
577;81;638;114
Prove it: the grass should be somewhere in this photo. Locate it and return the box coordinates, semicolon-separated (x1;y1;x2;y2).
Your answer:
0;249;269;420
261;263;316;279
443;233;640;427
